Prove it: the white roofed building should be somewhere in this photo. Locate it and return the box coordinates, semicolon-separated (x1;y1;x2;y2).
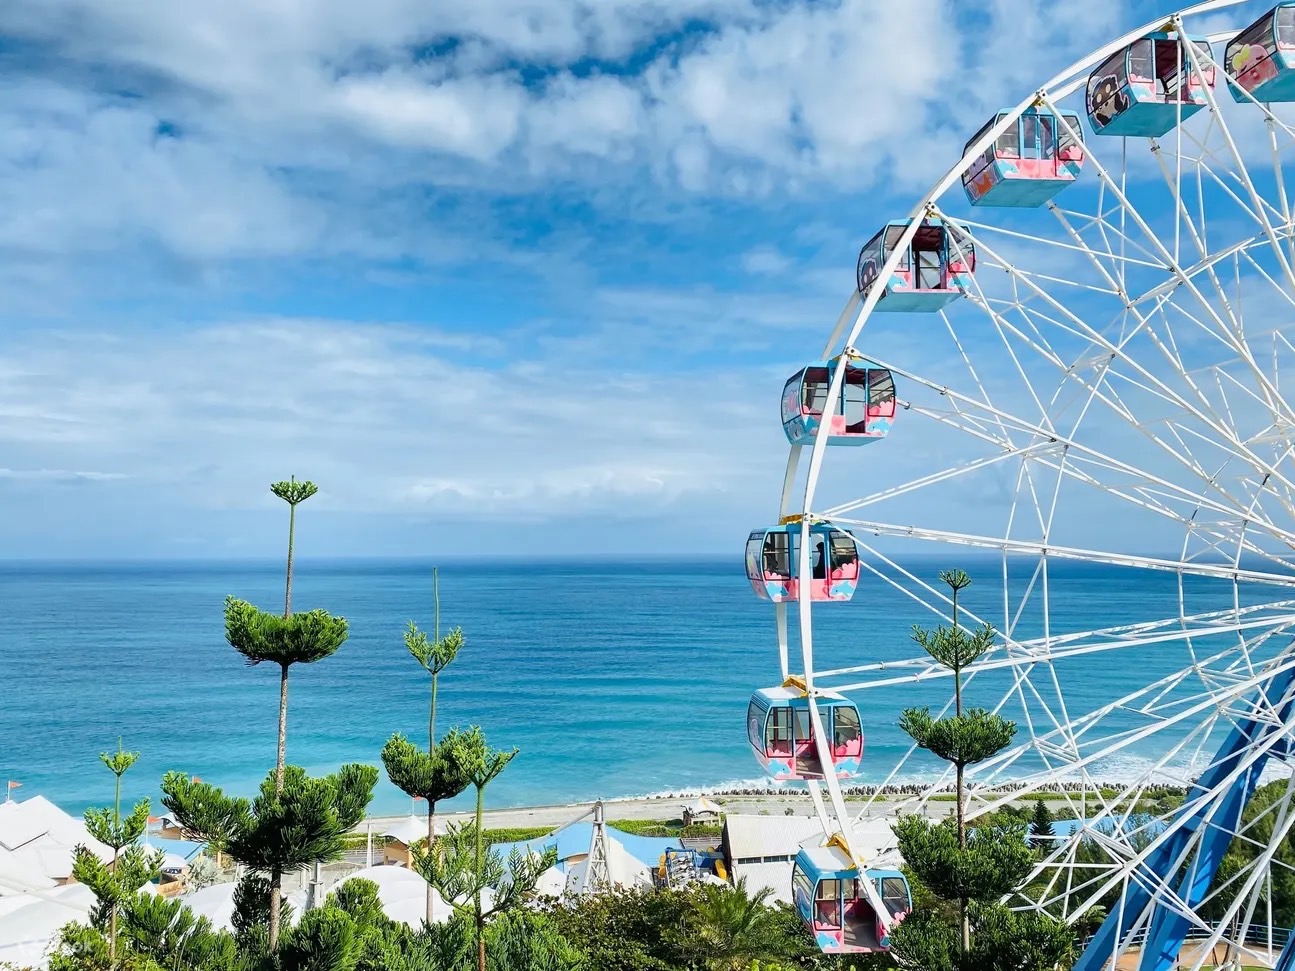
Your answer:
720;815;822;906
721;814;822;868
0;796;113;889
720;814;900;907
380;815;448;868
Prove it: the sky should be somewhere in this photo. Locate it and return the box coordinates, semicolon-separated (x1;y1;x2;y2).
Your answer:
0;0;1279;560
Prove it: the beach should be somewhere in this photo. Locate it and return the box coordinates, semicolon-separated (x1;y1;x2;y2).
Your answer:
360;781;1171;833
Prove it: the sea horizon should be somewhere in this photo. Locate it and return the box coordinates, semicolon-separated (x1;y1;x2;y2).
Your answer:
1;554;1275;818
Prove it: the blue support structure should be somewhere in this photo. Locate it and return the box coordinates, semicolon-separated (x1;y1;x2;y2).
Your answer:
1074;661;1295;971
1277;931;1295;971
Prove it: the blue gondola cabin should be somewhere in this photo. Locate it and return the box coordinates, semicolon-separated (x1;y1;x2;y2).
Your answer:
1086;32;1215;137
792;841;911;953
855;219;974;312
1226;4;1295;103
747;683;863;781
962;109;1085;207
781;359;896;446
744;523;860;602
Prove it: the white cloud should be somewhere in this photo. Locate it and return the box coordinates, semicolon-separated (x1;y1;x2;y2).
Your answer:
741;246;792;276
0;0;1134;198
333;71;527;160
0;318;781;529
0;0;1231;279
0;468;127;482
2;0;1285;563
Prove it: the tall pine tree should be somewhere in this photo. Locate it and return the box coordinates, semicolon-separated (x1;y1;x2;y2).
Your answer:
1029;799;1056;852
382;566;472;926
210;477;352;949
889;569;1073;971
68;740;160;966
417;726;555;971
161;763;377;954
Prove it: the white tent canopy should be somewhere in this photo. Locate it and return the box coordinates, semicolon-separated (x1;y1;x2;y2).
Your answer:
0;883;95;969
564;836;652;899
330;865;455;927
182;882;240;934
532;865;567;900
381;815;448;846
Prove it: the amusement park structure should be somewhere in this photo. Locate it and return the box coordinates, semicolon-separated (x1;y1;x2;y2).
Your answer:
745;1;1295;967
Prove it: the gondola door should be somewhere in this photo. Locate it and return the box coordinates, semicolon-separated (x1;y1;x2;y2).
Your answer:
793;707;821;778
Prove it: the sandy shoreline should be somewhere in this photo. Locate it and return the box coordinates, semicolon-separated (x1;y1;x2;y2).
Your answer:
358;781;1159;833
363;793;824;833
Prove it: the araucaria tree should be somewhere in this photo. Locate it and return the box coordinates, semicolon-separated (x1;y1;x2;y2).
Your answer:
1029;799;1056;852
889;569;1073;971
417;726;554;971
68;739;161;965
161;763;378;952
225;597;349;791
204;477;354;950
382;566;472;925
227;477;341;792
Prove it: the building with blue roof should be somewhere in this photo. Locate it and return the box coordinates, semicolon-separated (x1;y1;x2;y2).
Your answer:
491;821;679;875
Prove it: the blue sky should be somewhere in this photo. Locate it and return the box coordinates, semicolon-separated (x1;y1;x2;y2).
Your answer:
0;0;1273;559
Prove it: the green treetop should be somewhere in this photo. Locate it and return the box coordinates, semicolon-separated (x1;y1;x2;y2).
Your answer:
161;762;377;952
419;726;534;971
270;476;318;617
1029;799;1055;852
217;477;350;946
224;596;350;791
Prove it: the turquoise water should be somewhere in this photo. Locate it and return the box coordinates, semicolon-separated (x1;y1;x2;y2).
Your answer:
0;556;1281;816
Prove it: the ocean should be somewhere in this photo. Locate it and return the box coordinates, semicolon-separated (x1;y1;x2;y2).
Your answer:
0;556;1280;817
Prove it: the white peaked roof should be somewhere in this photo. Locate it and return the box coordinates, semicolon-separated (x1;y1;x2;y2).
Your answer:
724;814;822;861
0;796;113;885
532;865;567;899
0;853;57;896
494;851;564;907
182;882;240;933
333;865;455;927
563;836;652;898
0;882;96;969
155;851;190;872
382;815;448;845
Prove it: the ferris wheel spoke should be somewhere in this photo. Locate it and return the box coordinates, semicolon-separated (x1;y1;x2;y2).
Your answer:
819;444;1059;519
936;301;1035;450
1062;714;1295;942
831;517;1295;587
1186;36;1295;300
976;223;1294;484
1154;292;1295;445
954;227;1294;499
1045;103;1285;365
971;668;1227;787
959;216;1165;272
891;362;1272;526
819;600;1295;694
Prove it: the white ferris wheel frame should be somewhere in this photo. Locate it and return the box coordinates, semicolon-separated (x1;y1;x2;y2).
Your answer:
767;0;1295;963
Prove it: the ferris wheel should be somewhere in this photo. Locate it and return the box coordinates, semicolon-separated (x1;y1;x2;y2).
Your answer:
742;2;1295;968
